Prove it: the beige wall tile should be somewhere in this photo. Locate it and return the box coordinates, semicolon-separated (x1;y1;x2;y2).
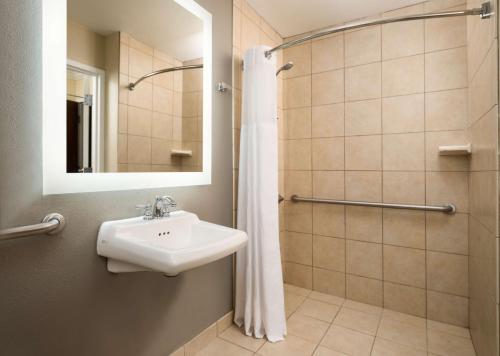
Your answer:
127;135;151;164
427;290;468;327
312;35;344;73
119;74;129;104
346;274;383;307
382;94;424;134
383;133;424;171
129;78;152;109
285;201;312;233
426;213;468;255
312;70;344;105
382;55;424;97
151;138;171;165
425;47;467;92
313;203;345;238
469;171;497;233
181;92;198;117
286;108;311;139
345;171;382;202
119;44;129;75
346;206;382;243
287;139;311;170
118;134;127;163
284;76;312;109
128;47;152;80
383;210;425;249
382;19;424;60
313;268;346;297
153;58;173;90
345;135;382;170
345;26;381;67
384;245;425;288
427;251;468;297
128;106;152;137
153;87;174;115
345;62;381;101
129;36;153;56
285;170;312;200
425;89;467;131
426;172;468;213
240;14;260;52
313;235;345;272
312;171;344;199
118;104;128;133
425;16;466;53
469;43;497;125
383;282;426;318
469;107;498;172
283;43;311;78
312;138;344;170
383;171;425;204
312;104;344;138
152;112;172;139
345;99;382;136
285;262;313;289
425;130;469;172
286;232;313;265
346;240;382;279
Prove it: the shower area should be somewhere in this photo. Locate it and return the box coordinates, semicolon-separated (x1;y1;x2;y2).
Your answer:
233;0;498;354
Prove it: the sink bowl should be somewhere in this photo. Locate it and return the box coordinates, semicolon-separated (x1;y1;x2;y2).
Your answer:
97;211;248;276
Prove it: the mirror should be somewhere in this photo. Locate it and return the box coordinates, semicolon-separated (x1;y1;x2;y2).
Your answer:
67;0;204;173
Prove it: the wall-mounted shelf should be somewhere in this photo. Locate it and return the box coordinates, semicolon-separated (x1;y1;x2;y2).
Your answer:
438;144;471;156
171;149;193;157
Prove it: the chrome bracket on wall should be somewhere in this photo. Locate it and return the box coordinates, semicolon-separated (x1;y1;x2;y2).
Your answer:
216;82;232;93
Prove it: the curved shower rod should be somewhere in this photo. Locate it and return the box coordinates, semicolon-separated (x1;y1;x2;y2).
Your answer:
264;2;492;58
128;64;203;90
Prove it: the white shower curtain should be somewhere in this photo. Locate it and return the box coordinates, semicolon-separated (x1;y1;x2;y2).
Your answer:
234;46;286;342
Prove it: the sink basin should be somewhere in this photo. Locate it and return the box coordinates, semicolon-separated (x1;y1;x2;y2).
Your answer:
97;211;248;276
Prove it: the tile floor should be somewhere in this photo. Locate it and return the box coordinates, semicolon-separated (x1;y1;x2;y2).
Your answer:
195;284;476;356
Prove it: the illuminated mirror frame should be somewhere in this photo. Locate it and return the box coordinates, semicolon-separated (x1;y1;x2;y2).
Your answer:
43;0;212;194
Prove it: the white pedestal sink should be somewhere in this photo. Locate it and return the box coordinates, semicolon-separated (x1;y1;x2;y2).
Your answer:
97;211;247;276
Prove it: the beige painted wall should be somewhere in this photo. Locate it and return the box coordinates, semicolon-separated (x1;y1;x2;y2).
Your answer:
67;20;106;69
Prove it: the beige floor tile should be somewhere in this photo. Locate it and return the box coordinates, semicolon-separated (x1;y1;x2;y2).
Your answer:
286;292;307;317
219;325;265;352
427;329;476;356
195;338;253;356
376;317;427;351
287;313;330;343
312;346;349;355
371;338;426;356
382;309;426;328
296;299;340;322
342;300;382;316
308;291;345;306
285;283;313;297
333;307;380;336
320;325;374;356
257;334;317;356
427;320;470;339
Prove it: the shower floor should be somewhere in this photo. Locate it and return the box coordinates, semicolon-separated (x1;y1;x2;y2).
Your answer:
195;284;476;356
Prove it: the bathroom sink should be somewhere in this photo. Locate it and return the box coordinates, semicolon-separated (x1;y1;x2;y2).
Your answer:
97;211;247;276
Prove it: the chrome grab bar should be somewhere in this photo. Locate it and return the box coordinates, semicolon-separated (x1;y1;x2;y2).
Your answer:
291;195;456;214
0;213;66;241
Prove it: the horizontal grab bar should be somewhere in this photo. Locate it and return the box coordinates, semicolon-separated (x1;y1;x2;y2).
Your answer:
291;195;456;214
0;213;66;241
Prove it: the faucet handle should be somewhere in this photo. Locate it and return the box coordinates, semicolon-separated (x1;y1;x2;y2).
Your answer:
136;203;153;220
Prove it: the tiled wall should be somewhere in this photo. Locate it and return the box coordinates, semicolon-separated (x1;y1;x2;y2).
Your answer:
232;0;284;237
117;33;202;172
466;0;499;354
282;1;472;327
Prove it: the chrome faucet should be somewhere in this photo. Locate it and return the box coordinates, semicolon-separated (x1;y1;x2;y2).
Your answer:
136;196;177;220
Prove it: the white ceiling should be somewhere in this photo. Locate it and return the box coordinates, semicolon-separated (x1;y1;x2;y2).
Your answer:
247;0;424;37
68;0;203;61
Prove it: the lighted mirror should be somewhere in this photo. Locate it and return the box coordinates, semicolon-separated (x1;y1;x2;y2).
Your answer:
43;0;212;194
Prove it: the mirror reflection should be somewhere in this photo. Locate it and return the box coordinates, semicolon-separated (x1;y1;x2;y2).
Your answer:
67;0;204;173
